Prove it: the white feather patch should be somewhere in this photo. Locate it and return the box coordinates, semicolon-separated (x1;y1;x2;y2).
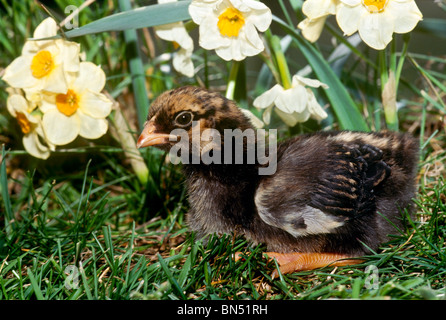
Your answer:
256;193;345;238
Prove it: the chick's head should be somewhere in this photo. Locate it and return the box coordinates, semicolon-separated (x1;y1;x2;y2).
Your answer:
137;86;253;152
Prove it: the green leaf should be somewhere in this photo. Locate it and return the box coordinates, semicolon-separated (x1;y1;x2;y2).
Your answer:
27;269;45;300
62;1;192;39
118;0;150;129
273;16;369;131
417;18;446;39
157;253;186;299
0;146;13;238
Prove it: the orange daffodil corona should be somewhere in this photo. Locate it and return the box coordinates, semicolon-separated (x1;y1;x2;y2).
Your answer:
298;0;423;50
2;18;112;159
40;62;112;146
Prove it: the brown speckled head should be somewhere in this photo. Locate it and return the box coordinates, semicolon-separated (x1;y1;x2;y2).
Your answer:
137;86;254;151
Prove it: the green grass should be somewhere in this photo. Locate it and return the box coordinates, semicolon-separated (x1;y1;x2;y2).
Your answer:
1;0;446;301
1;140;446;300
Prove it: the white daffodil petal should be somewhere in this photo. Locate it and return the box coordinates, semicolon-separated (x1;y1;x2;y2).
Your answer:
298;17;327;43
40;95;58;113
188;1;215;25
43;110;80;145
303;0;337;19
216;38;244;61
336;3;363;36
307;90;328;120
275;108;307;127
340;0;361;6
293;110;312;123
23;89;43;105
78;112;108;139
156;22;194;51
7;94;29;116
191;0;271;61
253;84;284;109
275;85;308;114
42;64;69;94
33;17;58;39
155;23;178;42
23;132;51;159
358;12;394;50
242;2;272;32
2;56;37;89
262;105;273;125
79;90;113;119
58;40;81;73
389;0;423;34
294;75;329;89
35;125;56;151
173;48;195;77
172;25;194;50
30;17;58;49
243;22;264;51
199;16;230;50
73;62;106;93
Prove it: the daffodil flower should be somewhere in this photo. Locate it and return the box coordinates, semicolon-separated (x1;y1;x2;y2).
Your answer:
40;62;112;146
188;0;272;61
155;0;195;77
336;0;423;50
298;0;339;43
7;93;54;159
2;17;80;94
253;75;328;127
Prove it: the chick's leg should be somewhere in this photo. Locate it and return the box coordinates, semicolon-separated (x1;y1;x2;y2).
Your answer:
265;252;362;278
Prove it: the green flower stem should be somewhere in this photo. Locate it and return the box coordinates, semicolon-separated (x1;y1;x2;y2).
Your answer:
379;50;389;87
226;61;240;100
267;32;292;89
381;35;411;132
380;48;398;131
263;30;292;89
272;36;292;90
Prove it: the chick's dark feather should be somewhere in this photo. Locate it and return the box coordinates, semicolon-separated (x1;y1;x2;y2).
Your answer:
142;86;419;258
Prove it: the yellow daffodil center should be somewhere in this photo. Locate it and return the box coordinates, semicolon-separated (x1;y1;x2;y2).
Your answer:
362;0;388;13
16;112;32;134
30;50;54;79
56;89;79;117
217;7;245;37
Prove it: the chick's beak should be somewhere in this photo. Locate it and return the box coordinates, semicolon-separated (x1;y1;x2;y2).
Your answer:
136;118;175;148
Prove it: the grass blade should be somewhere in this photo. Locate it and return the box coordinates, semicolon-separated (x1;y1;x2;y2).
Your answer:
27;268;45;300
0;146;13;238
157;253;186;299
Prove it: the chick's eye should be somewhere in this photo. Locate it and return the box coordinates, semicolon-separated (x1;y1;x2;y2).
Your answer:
175;111;193;127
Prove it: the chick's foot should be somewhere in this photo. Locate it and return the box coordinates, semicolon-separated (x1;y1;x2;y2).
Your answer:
264;252;363;278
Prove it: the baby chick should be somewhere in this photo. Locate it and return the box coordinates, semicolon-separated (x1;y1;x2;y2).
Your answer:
137;86;419;277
